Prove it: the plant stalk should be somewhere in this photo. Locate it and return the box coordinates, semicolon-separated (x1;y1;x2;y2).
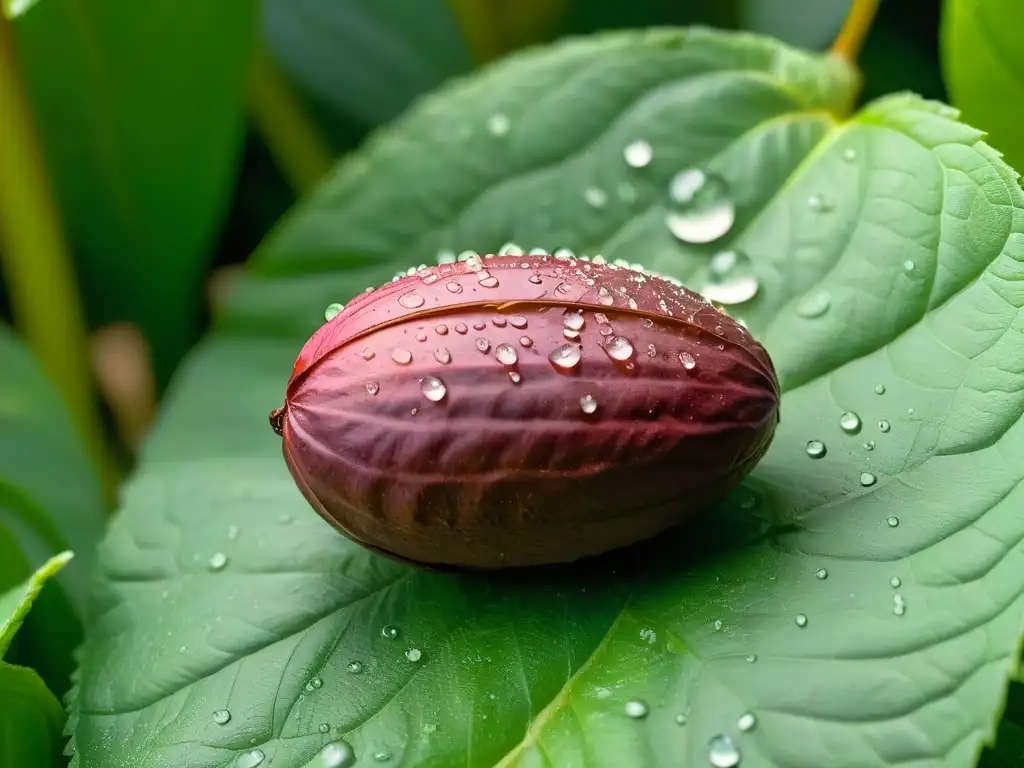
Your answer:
0;13;118;502
830;0;882;63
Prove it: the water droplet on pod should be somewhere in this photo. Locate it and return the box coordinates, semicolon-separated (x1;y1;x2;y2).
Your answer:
487;113;510;137
839;411;862;434
495;343;518;365
550;344;582;370
679;351;696;370
398;292;425;309
603;336;634;361
365;381;380;396
878;419;891;433
886;516;899;528
236;749;266;768
391;348;412;365
213;709;231;725
346;661;363;674
579;394;598;415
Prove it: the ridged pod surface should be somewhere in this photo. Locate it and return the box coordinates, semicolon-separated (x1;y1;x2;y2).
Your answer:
272;254;780;569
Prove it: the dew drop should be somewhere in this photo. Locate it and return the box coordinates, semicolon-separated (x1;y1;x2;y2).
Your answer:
745;654;757;663
708;734;741;768
473;321;486;331
346;661;363;674
890;576;902;588
666;169;735;244
319;723;331;734
860;472;877;487
795;613;808;628
579;394;598;415
434;348;451;365
737;712;757;732
415;331;428;342
508;371;522;384
624;140;653;168
365;381;380;396
317;740;357;768
874;383;885;395
213;709;231;725
646;343;657;357
549;344;582;370
373;751;392;763
479;275;500;288
878;419;891;433
805;440;827;459
381;625;399;639
886;516;899;528
557;282;574;295
420;376;447;402
227;525;239;540
391;348;412;365
361;346;375;361
713;619;723;631
597;286;614;306
446;281;463;294
903;259;915;272
519;336;533;348
815;568;828;580
624;699;649;719
583;187;608;208
702;249;758;305
325;303;344;322
236;749;266;768
563;329;580;341
405;648;422;662
839;411;862;434
398;291;425;309
675;713;689;725
208;552;228;572
863;440;875;451
455;323;468;334
679;351;696;370
308;677;323;690
893;598;906;617
486;113;510;137
796;289;831;318
807;193;833;212
495;343;518;365
603;336;634;361
843;147;858;162
563;312;585;331
498;242;523;256
509;315;528;329
475;338;491;353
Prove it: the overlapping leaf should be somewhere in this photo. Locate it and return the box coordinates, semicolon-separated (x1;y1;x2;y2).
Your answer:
73;28;1024;767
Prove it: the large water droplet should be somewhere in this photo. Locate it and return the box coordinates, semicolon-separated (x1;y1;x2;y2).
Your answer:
815;568;828;580
839;411;862;434
213;709;231;725
420;376;447;402
455;323;468;334
325;303;344;322
624;699;649;719
737;712;757;732
597;286;614;306
702;249;758;305
434;348;451;365
603;336;634;361
579;395;598;415
679;351;696;370
405;648;422;662
381;625;399;639
666;169;735;243
487;113;510;137
708;734;741;768
796;289;831;318
236;749;266;768
391;348;412;365
860;472;877;487
495;343;518;366
805;440;826;459
795;613;808;627
564;312;585;331
398;291;425;309
318;740;357;768
208;552;228;572
624;140;653;168
550;344;582;370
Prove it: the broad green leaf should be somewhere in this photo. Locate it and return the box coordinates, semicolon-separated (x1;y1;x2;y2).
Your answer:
73;28;1024;768
263;0;472;128
10;0;256;384
0;663;66;768
0;551;72;657
0;324;105;614
941;0;1024;184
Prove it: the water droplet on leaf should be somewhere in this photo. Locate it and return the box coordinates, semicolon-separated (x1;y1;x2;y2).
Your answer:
584;187;608;208
737;712;757;732
815;568;828;580
420;376;447;402
860;472;877;487
878;419;891;433
666;169;735;243
346;661;363;674
208;552;228;572
796;289;831;318
579;394;598;415
381;625;399;639
405;648;422;662
679;351;696;370
550;344;582;370
213;709;231;725
874;383;885;394
890;576;901;588
317;740;357;768
805;440;826;459
886;516;899;528
624;140;653;168
795;613;808;627
708;734;741;767
839;411;862;434
624;699;649;719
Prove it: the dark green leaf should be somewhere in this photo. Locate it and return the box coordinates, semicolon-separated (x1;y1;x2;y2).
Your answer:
0;663;66;768
73;28;1024;767
9;0;257;383
941;0;1024;183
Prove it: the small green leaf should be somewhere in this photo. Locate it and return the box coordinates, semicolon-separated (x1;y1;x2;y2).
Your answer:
0;551;72;657
0;663;65;768
941;0;1024;179
73;27;1024;768
10;0;257;383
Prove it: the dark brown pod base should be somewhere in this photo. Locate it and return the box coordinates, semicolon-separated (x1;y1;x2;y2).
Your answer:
274;254;780;570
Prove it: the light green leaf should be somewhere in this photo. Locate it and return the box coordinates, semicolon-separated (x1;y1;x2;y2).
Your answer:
73;28;1024;768
0;663;66;768
941;0;1024;182
10;0;256;383
0;551;72;657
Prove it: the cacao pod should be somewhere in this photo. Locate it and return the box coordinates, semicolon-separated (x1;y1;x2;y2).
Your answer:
272;253;779;569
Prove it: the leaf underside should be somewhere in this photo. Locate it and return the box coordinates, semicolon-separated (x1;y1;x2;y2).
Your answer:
72;28;1024;768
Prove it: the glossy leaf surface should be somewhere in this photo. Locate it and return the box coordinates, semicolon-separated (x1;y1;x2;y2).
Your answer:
74;28;1024;767
11;0;256;382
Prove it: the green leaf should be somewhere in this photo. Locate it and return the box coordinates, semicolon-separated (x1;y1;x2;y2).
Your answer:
0;663;66;768
941;0;1024;183
73;28;1024;767
10;0;257;384
0;324;105;615
0;551;72;657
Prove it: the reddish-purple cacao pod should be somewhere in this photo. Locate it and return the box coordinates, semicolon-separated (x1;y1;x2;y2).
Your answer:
271;254;779;569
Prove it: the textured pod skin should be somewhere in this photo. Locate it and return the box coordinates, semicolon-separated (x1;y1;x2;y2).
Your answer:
273;254;780;569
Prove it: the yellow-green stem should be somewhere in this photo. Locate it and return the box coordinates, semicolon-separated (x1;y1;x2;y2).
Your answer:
0;14;118;502
248;44;334;196
444;0;502;64
830;0;882;63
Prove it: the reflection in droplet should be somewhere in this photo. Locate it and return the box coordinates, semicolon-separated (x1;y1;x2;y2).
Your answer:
509;315;528;329
878;420;891;433
839;411;862;435
843;147;858;162
346;661;363;674
579;394;598;415
495;344;518;365
805;440;826;459
584;187;608;208
317;740;357;768
381;625;399;639
564;312;585;331
666;169;735;244
603;336;634;361
708;734;741;768
815;568;828;580
550;344;582;370
679;351;696;370
405;648;422;662
860;472;877;487
737;712;757;732
420;376;447;402
624;699;649;719
325;303;344;322
434;348;452;365
365;381;380;396
624;140;653;168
